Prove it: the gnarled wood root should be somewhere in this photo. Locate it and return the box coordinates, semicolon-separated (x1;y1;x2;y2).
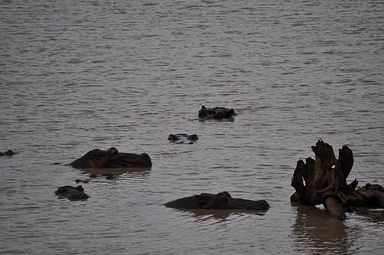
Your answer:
291;140;384;220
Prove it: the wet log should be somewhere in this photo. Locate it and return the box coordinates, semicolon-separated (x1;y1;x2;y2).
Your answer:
291;140;384;220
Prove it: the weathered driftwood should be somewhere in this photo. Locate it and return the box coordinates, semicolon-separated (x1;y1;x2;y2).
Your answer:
291;140;384;220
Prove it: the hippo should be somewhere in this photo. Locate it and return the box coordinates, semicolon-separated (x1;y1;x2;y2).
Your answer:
55;185;89;201
70;147;152;169
0;150;15;156
165;191;269;211
355;183;384;207
198;105;236;120
168;133;198;144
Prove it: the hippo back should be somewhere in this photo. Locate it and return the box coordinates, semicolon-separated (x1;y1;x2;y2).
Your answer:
227;198;270;210
70;148;152;169
105;152;152;168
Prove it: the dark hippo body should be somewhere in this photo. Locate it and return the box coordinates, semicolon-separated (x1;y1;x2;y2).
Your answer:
198;105;236;120
70;147;152;169
55;185;89;201
354;183;384;207
0;150;15;156
168;133;198;144
165;191;270;211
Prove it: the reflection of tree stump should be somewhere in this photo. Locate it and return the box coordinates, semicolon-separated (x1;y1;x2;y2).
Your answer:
291;140;384;220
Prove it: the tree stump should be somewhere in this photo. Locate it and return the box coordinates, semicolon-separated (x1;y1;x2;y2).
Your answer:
291;140;384;220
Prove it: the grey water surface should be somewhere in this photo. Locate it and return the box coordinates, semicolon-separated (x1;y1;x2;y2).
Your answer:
1;0;383;254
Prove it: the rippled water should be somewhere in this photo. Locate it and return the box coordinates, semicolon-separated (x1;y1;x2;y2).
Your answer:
1;0;383;254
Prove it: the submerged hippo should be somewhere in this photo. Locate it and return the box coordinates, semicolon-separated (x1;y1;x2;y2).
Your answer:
165;191;269;211
75;173;119;183
168;133;198;144
198;105;236;120
70;147;152;169
0;150;15;156
55;185;89;201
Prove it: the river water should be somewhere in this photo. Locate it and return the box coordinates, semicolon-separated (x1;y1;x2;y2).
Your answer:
0;0;383;254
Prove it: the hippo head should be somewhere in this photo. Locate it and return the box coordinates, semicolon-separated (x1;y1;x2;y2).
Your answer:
55;185;89;201
70;147;152;169
199;191;232;209
198;105;236;120
165;192;233;209
168;133;199;144
55;185;84;195
165;191;270;211
198;105;215;119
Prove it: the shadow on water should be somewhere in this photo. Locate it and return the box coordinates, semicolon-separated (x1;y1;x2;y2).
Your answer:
351;207;384;223
291;205;360;255
80;167;151;176
169;208;268;221
72;167;151;182
198;117;235;123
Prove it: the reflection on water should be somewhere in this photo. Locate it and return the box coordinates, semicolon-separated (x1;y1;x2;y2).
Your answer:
80;167;151;175
169;208;268;221
292;205;360;255
351;208;384;223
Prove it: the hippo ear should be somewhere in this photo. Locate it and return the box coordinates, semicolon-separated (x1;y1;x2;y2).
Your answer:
201;105;206;109
214;192;231;208
107;147;119;155
217;191;232;199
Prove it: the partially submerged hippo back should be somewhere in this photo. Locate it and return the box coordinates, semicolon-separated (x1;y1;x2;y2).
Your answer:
70;147;152;169
355;183;384;207
165;192;269;211
198;105;236;120
168;133;198;144
0;150;15;156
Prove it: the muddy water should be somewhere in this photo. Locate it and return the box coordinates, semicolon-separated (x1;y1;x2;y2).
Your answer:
0;0;383;254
